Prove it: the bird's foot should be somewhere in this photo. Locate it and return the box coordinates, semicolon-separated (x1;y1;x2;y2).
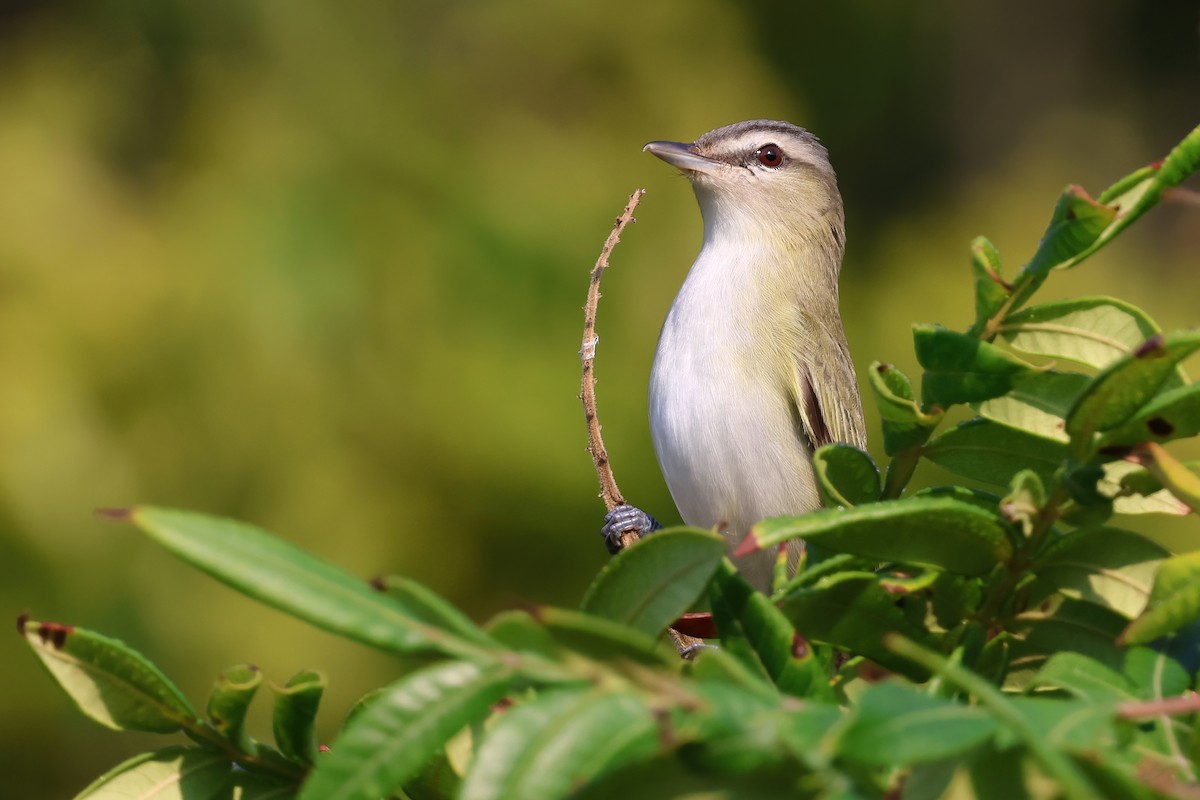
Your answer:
678;642;718;660
601;504;661;554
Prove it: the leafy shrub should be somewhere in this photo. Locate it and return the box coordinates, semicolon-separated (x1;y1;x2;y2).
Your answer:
20;122;1200;799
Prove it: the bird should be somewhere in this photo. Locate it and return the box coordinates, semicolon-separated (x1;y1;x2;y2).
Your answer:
602;120;867;592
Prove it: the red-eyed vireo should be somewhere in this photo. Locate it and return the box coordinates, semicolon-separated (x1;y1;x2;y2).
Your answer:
602;120;867;591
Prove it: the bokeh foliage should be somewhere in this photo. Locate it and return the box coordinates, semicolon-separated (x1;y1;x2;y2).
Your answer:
2;2;1199;794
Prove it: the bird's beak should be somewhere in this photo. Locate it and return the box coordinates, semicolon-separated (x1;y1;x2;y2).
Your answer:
643;140;725;175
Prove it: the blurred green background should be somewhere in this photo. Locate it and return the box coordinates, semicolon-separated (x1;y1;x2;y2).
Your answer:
2;1;1198;795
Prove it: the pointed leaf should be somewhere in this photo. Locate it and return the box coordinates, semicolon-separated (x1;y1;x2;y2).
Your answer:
1033;527;1166;618
460;689;660;800
534;606;674;666
969;236;1010;334
371;575;498;649
1028;653;1137;703
915;324;1035;406
124;507;493;659
923;417;1068;487
74;746;234;800
998;297;1175;376
272;669;325;765
975;370;1090;442
749;497;1011;577
1001;697;1120;753
836;682;998;765
1100;459;1190;516
1122;552;1200;645
778;573;936;676
708;561;832;700
299;660;514;800
1022;185;1117;281
1100;381;1200;447
1156;123;1200;187
1009;124;1200;309
1009;597;1128;673
1128;442;1200;514
674;689;833;775
868;361;943;455
812;443;880;507
580;527;725;637
1065;332;1200;441
18;617;197;733
206;664;262;753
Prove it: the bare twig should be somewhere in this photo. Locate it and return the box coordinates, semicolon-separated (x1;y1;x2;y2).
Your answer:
579;189;705;655
580;189;645;551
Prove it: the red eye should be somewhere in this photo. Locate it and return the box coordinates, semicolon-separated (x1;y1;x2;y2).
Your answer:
756;144;784;167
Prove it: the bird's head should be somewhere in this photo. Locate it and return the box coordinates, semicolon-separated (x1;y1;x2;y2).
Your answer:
644;120;844;257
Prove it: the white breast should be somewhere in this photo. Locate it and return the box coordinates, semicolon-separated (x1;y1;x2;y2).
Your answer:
649;240;819;589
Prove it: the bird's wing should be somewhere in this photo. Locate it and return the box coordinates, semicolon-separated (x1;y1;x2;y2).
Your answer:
791;320;867;453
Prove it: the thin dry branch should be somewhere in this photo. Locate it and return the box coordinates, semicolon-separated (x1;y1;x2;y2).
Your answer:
580;188;645;550
579;189;705;655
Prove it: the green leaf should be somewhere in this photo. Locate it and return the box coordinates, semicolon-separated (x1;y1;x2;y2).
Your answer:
1102;460;1192;516
969;236;1010;335
371;575;498;649
1023;185;1117;280
811;443;880;507
206;664;262;753
968;744;1029;800
1000;470;1044;536
915;324;1035;406
923;417;1068;487
1000;697;1121;756
272;669;325;765
1058;461;1114;528
1032;527;1166;618
868;361;943;455
975;370;1090;442
1100;381;1200;448
930;571;984;631
708;561;832;700
1009;597;1128;674
460;688;660;800
675;687;819;775
1126;442;1200;515
402;749;462;800
485;610;568;662
1122;645;1192;701
998;297;1174;375
299;660;514;800
684;648;780;703
886;636;1101;800
1007;125;1200;311
569;756;802;800
74;746;234;800
1156;123;1200;187
1122;552;1200;646
18;617;197;733
580;527;725;638
748;496;1011;577
835;682;998;765
1065;332;1200;441
125;507;493;659
778;573;936;677
534;606;673;667
1027;653;1137;703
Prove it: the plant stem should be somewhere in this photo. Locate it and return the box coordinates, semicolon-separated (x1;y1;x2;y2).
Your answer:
887;635;1097;800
